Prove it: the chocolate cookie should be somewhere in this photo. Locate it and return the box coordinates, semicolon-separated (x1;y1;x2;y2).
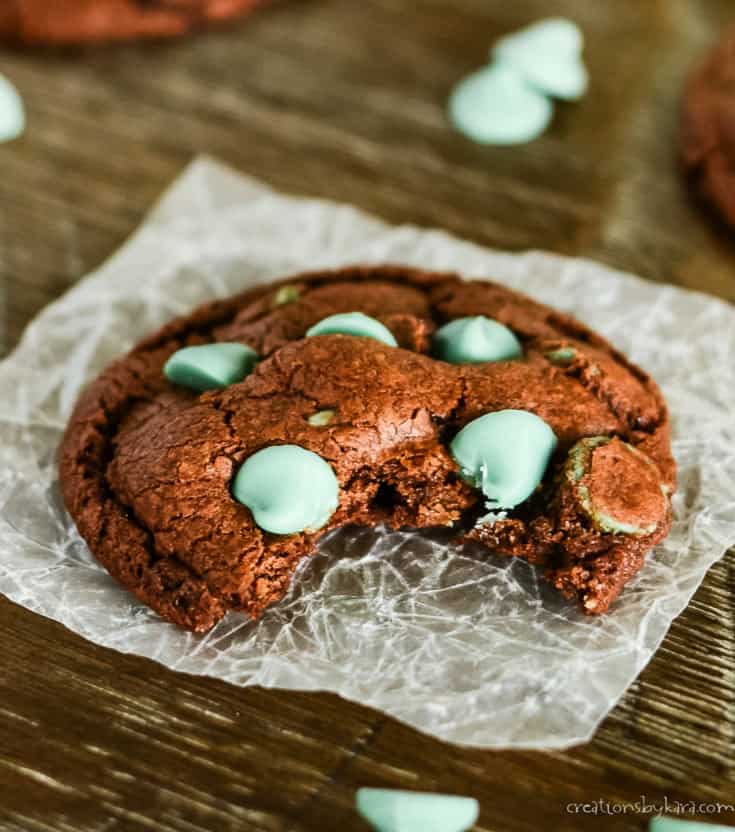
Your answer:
681;26;735;227
0;0;263;45
59;266;675;632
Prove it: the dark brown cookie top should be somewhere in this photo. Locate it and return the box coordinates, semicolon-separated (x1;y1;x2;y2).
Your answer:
0;0;263;45
681;26;735;227
59;266;675;632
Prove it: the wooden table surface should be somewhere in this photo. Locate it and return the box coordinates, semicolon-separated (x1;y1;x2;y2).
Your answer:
1;1;734;830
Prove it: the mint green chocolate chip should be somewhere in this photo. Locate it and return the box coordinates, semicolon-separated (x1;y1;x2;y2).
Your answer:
594;510;655;536
434;316;522;364
563;437;662;536
545;346;577;366
308;409;335;426
450;410;557;509
565;436;609;484
449;63;553;146
306;312;397;347
0;75;25;144
273;285;301;307
493;17;588;101
164;343;258;392
356;789;479;832
650;819;735;832
232;445;339;535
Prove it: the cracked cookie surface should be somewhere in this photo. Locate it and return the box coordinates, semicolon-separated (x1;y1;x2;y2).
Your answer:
59;266;675;631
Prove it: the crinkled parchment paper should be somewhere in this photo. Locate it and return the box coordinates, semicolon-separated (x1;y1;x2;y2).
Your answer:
1;158;734;749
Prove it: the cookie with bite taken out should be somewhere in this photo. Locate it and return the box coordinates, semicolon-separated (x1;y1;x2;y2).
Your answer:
59;266;675;631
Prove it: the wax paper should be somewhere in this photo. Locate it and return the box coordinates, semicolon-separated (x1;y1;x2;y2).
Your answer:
1;157;733;749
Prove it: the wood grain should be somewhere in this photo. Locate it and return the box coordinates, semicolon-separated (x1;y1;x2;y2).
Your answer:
1;0;734;829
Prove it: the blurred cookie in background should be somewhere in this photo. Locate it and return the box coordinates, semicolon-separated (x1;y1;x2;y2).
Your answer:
0;0;266;45
681;25;735;228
